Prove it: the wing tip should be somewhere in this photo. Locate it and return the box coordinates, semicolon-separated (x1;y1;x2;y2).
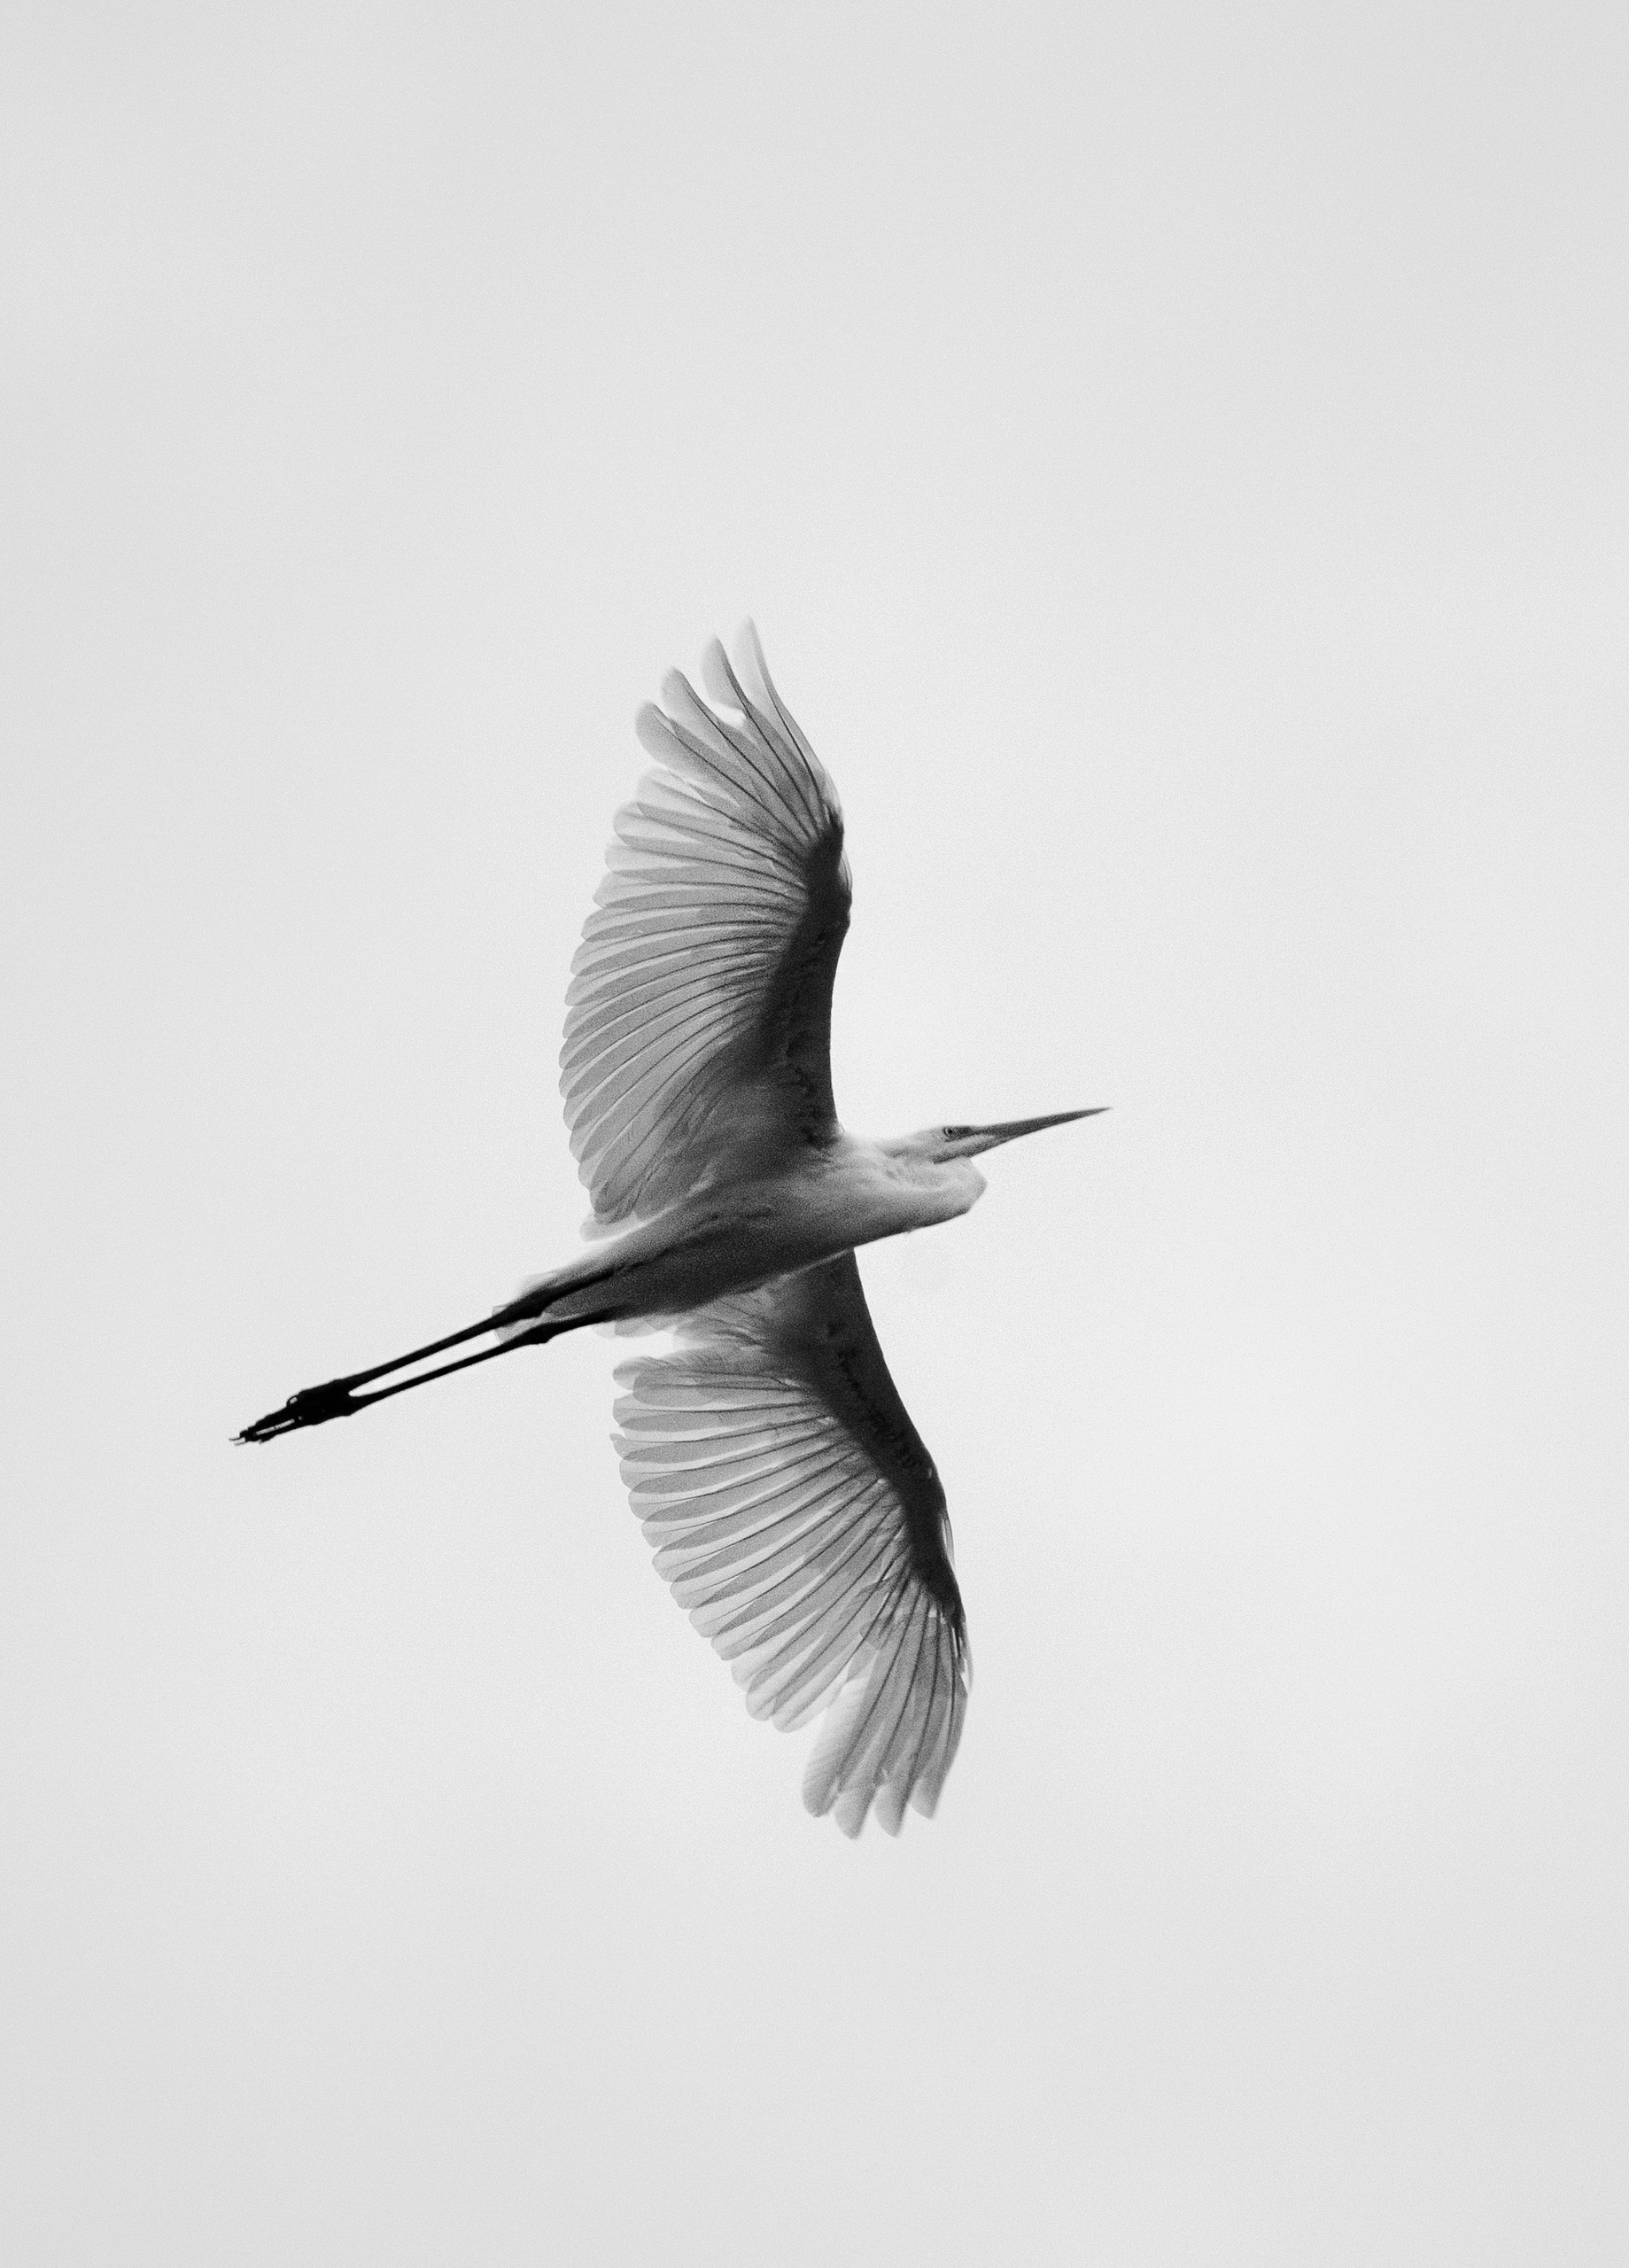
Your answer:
802;1767;935;1839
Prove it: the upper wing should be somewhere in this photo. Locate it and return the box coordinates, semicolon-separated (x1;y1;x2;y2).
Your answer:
612;1254;971;1837
562;625;851;1229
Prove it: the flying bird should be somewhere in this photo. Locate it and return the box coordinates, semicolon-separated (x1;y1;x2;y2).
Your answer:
239;626;1103;1835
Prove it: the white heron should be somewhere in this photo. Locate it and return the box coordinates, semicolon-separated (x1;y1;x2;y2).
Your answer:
240;626;1103;1835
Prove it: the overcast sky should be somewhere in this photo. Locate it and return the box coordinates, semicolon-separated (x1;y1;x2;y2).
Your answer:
4;4;1625;2263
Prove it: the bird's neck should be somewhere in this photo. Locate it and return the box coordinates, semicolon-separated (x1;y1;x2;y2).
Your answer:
840;1137;987;1236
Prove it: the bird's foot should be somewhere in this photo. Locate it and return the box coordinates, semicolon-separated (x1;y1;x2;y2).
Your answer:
235;1375;363;1445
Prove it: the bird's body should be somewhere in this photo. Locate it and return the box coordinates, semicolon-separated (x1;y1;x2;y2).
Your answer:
515;1134;989;1335
240;625;1101;1835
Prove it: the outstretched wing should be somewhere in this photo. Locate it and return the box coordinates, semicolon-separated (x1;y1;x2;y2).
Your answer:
613;1254;971;1837
562;625;851;1229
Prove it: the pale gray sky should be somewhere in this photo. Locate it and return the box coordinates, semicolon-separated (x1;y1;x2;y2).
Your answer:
3;4;1625;2264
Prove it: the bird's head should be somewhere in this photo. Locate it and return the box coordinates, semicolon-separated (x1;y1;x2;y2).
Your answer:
891;1109;1107;1164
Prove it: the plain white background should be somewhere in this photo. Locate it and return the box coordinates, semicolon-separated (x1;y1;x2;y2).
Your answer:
4;4;1625;2262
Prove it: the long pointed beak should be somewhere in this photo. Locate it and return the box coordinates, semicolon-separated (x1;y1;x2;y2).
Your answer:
971;1107;1107;1153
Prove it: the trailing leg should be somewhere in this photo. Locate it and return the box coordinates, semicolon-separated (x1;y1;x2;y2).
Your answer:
233;1272;617;1445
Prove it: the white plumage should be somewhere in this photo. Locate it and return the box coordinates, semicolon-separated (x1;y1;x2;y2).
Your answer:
239;625;1100;1837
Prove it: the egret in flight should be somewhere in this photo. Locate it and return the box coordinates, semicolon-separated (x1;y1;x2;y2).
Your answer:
240;626;1103;1835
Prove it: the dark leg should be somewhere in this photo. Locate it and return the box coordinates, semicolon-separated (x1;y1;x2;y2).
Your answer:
235;1317;567;1442
234;1252;640;1446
